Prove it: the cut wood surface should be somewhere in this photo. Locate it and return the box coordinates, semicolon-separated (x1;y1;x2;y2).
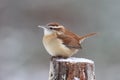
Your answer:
49;57;95;80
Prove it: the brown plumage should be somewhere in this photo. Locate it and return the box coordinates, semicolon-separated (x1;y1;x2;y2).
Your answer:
56;30;81;49
47;22;60;26
39;22;96;57
56;28;96;49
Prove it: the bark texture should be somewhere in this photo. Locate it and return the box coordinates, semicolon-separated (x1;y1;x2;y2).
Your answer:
49;57;95;80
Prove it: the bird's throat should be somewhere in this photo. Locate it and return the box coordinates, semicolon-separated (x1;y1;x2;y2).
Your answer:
44;28;53;35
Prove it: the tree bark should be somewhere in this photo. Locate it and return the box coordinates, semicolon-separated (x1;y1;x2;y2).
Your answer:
49;57;95;80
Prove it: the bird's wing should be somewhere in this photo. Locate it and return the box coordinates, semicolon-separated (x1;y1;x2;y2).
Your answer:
57;34;82;49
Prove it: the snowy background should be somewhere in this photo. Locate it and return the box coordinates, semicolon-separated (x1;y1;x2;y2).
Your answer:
0;0;120;80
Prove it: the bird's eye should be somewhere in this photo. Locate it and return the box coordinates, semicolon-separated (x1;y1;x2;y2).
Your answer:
49;27;53;30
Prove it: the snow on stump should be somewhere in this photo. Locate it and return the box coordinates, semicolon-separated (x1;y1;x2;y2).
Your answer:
49;57;95;80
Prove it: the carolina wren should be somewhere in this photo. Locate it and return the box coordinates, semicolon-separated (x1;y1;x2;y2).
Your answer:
38;22;96;58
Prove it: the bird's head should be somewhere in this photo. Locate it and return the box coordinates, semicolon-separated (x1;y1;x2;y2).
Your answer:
38;22;65;35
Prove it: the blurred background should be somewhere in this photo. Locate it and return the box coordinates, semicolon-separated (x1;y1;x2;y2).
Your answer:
0;0;120;80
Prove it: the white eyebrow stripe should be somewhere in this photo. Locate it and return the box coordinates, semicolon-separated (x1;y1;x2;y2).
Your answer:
50;26;63;28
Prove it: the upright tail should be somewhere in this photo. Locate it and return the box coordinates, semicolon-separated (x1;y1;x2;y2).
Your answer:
79;33;96;43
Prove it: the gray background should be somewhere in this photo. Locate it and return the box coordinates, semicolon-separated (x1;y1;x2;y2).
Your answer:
0;0;120;80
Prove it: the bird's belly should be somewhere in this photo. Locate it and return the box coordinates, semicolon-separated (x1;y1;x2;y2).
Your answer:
43;37;78;57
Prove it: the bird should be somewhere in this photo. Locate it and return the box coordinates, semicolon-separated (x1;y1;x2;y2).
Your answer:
38;22;96;58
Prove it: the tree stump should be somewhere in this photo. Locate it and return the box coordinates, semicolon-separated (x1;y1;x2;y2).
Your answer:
49;57;95;80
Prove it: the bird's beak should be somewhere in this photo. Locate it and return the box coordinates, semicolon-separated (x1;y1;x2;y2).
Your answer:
38;25;45;29
38;25;48;29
